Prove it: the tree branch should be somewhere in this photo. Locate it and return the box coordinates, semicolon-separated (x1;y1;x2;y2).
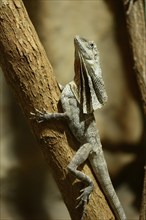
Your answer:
123;1;146;219
123;0;146;113
0;0;115;219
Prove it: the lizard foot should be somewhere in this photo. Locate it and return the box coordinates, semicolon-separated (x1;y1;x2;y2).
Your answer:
76;185;93;220
30;108;47;123
76;185;93;208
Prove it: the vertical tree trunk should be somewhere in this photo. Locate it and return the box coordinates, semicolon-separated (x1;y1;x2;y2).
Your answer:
123;1;146;219
123;0;146;113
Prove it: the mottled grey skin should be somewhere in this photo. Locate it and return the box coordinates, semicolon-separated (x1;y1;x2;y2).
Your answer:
31;36;126;220
61;83;126;220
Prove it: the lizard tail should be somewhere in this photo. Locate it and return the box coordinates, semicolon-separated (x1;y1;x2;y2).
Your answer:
89;150;126;220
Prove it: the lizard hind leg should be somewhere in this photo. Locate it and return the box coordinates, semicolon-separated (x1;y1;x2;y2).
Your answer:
67;143;93;218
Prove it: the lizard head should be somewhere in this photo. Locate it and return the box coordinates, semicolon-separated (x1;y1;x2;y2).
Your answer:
73;36;108;114
74;35;99;64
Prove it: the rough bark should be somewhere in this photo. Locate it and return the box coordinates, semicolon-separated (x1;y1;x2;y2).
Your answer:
123;0;146;114
123;0;146;219
0;0;115;219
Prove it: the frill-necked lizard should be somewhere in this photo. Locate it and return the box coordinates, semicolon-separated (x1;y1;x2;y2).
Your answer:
31;36;126;220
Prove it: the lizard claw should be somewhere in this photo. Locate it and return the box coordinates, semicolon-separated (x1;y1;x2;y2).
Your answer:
76;199;87;209
30;108;46;123
76;186;92;209
76;189;89;220
75;185;93;220
35;108;43;114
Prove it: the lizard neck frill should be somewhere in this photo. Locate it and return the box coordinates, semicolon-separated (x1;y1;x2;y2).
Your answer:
73;51;107;114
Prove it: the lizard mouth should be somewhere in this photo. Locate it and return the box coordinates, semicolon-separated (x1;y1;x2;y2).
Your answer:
74;35;82;44
74;35;87;44
74;36;91;60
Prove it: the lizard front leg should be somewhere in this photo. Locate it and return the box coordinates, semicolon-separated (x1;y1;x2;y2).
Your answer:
67;143;93;219
30;108;68;122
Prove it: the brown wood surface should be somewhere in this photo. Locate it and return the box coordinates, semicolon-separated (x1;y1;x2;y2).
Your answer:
123;1;146;219
123;0;146;114
0;0;115;219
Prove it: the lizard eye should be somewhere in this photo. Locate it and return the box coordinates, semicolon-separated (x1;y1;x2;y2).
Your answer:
90;42;94;48
88;41;94;49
